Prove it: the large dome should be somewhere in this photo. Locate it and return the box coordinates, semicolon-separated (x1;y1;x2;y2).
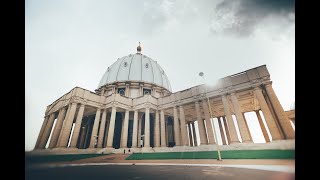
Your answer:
98;53;172;91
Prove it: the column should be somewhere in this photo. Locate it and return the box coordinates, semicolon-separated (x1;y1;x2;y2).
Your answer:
191;122;198;146
195;102;207;145
154;110;160;147
255;110;270;142
103;113;110;148
202;100;215;144
131;111;138;148
97;109;107;148
230;93;252;142
264;84;295;139
89;108;101;148
57;104;71;146
160;110;166;147
179;106;189;146
254;87;282;140
48;107;67;148
138;116;142;147
173;106;181;146
222;116;231;144
57;103;77;147
217;117;227;145
35;116;49;149
106;106;117;147
70;104;85;148
187;122;194;146
144;107;150;147
222;95;240;143
38;113;55;149
121;110;129;148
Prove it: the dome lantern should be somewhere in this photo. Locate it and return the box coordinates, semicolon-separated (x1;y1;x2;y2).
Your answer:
137;42;142;54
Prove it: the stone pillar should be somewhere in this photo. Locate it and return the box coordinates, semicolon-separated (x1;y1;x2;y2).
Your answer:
222;116;231;144
255;110;271;142
221;95;240;143
48;107;67;148
106;106;117;148
254;87;282;140
35;116;49;149
173;106;181;146
202;100;215;144
89;108;101;148
179;106;189;146
57;103;78;147
144;107;150;147
230;93;252;142
187;122;194;146
131;110;138;148
264;84;295;139
191;122;198;146
217;117;227;145
97;109;107;148
57;105;71;146
38;113;55;149
121;110;130;148
70;104;85;148
160;110;166;147
154;110;160;147
138;115;142;147
103;113;110;148
195;102;207;145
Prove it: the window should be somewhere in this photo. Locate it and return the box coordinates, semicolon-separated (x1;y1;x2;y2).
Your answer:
118;88;125;96
143;89;151;95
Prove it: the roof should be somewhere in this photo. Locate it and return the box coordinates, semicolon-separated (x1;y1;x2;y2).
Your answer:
98;53;172;91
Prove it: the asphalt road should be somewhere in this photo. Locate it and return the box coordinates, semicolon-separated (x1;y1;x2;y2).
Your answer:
26;165;294;180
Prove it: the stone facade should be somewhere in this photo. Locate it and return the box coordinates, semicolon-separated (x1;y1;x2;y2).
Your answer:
34;50;295;153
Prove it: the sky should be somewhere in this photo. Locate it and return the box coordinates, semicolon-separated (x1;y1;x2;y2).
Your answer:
25;0;295;151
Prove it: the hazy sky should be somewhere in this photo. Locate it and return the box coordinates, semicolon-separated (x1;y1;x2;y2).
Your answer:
25;0;295;151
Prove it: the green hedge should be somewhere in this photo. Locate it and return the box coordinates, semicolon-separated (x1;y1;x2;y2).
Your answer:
125;150;295;160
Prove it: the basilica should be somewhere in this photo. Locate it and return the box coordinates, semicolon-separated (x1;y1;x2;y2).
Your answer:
34;44;295;154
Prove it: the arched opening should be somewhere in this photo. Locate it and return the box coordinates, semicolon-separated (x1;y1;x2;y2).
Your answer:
113;112;123;149
141;113;155;147
167;117;174;147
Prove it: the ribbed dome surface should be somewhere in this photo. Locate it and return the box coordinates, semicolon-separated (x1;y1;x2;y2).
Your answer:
98;53;171;91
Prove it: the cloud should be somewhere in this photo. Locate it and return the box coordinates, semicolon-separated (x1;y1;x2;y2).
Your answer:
210;0;295;36
139;0;176;35
139;0;203;35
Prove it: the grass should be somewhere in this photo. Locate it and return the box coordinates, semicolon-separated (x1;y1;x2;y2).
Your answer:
25;153;110;164
125;150;295;160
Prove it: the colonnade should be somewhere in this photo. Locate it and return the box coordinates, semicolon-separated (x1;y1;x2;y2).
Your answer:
35;84;294;150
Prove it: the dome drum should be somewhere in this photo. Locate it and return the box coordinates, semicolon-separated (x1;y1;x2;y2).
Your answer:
96;81;171;98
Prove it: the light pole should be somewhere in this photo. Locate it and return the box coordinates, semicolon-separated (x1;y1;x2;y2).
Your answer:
199;72;222;161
